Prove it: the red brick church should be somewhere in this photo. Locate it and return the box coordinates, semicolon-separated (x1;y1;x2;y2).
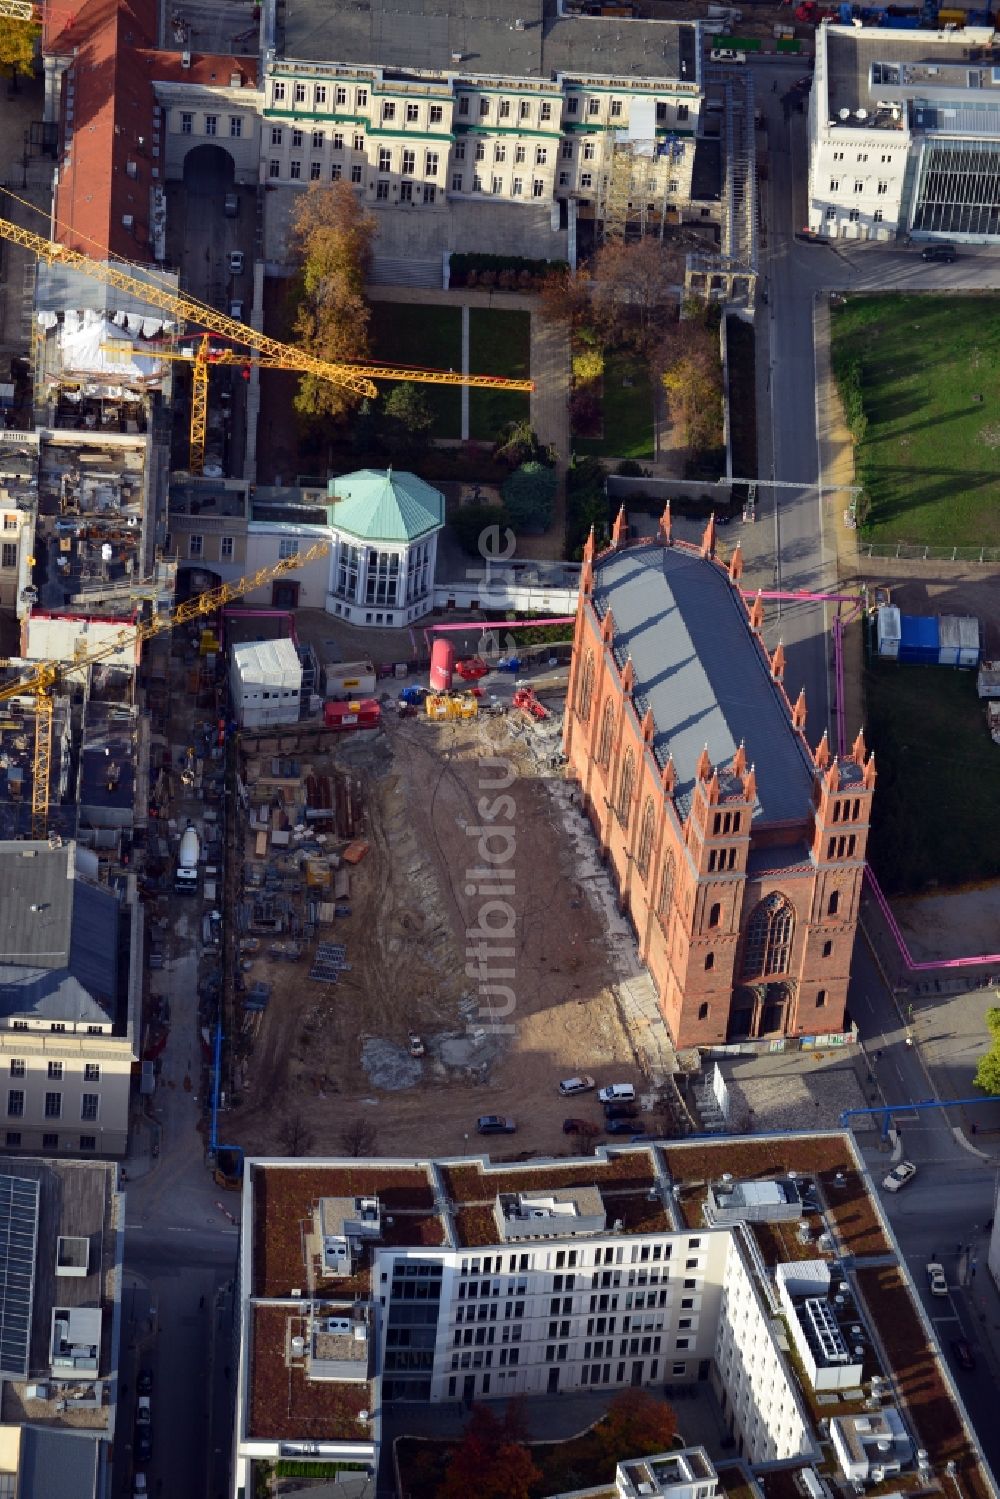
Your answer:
562;508;875;1048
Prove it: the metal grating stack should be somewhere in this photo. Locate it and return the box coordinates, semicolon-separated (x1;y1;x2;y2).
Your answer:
308;942;352;983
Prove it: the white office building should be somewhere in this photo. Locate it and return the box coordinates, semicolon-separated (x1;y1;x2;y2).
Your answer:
808;24;1000;242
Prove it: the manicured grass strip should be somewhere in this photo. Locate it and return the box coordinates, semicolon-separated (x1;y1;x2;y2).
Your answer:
468;307;531;441
370;301;462;437
576;349;655;461
831;294;1000;547
865;657;1000;893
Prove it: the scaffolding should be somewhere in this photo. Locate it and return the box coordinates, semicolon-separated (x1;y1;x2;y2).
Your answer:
597;134;688;244
685;70;759;310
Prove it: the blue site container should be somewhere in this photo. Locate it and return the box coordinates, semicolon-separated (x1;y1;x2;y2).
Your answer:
898;613;939;663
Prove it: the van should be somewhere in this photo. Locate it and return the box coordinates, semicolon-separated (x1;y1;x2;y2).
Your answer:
710;47;746;63
921;242;956;263
224;192;239;218
597;1082;636;1104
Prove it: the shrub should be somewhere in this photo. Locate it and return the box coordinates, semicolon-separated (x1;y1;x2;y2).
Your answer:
570;389;602;438
451;502;512;556
573;348;605;384
449;252;569;287
501;462;556;533
616;459;647;478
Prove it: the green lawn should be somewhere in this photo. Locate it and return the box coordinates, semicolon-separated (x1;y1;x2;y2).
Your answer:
576;349;655;461
468;307;531;441
831;295;1000;547
370;301;462;437
866;657;1000;893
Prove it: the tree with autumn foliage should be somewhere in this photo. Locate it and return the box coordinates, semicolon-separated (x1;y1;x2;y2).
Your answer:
589;237;681;355
593;1389;678;1467
657;302;724;459
288;180;377;420
437;1402;540;1499
538;264;592;331
0;18;38;83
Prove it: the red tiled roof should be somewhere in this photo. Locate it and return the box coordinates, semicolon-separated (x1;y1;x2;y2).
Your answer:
48;0;255;266
144;50;257;87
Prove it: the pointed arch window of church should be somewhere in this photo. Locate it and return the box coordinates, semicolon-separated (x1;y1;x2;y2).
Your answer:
742;893;794;979
615;749;635;828
576;650;595;723
597;699;615;768
636;798;655;879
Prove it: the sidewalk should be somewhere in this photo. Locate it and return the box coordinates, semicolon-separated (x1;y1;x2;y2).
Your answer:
813;295;865;742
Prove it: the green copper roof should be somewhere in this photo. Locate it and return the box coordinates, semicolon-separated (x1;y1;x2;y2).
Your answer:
327;468;445;543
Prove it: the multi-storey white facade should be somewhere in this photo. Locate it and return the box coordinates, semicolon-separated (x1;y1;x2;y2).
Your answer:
714;1231;813;1464
253;0;704;260
808;25;1000;242
380;1218;728;1405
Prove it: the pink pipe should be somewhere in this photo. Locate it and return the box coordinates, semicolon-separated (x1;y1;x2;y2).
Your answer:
865;865;1000;972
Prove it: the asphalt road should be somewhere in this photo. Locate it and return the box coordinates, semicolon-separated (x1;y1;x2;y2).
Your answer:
848;939;1000;1482
753;60;1000;741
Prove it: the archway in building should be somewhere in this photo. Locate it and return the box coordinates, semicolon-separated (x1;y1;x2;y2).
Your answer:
182;142;236;197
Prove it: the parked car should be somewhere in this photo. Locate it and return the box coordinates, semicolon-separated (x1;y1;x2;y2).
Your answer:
228;300;244;321
408;1033;425;1058
710;47;746;63
921;243;957;263
603;1101;640;1120
477;1115;516;1135
228;250;245;274
882;1160;917;1193
951;1338;976;1371
597;1083;635;1104
558;1075;596;1097
134;1475;147;1498
136;1368;153;1395
606;1117;647;1136
562;1118;600;1136
927;1262;948;1298
135;1429;153;1465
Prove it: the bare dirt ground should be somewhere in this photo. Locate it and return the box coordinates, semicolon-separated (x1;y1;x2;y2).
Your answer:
227;702;645;1160
856;559;1000;656
895;888;1000;966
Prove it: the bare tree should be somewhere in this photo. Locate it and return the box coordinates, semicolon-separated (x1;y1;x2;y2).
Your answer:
340;1118;378;1157
280;1110;315;1156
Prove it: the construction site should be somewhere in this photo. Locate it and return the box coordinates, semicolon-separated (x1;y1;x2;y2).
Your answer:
183;649;657;1163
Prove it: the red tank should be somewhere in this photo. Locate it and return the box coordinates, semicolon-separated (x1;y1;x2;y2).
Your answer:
430;637;456;692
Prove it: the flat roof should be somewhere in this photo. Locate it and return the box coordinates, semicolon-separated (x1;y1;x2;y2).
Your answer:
279;0;696;82
591;543;816;823
0;1157;118;1434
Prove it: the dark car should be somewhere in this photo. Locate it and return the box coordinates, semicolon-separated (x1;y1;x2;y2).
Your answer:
606;1117;647;1136
136;1368;153;1395
477;1115;516;1135
135;1429;153;1464
563;1118;600;1136
951;1339;976;1371
921;243;957;263
603;1100;640;1120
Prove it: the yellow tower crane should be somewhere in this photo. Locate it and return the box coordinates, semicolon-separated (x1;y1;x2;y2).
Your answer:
0;215;533;473
0;543;330;838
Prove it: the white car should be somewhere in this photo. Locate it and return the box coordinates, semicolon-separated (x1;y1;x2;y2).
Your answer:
927;1262;948;1298
882;1160;917;1193
228;250;244;274
710;47;746;63
559;1075;596;1097
134;1476;147;1498
598;1083;635;1104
